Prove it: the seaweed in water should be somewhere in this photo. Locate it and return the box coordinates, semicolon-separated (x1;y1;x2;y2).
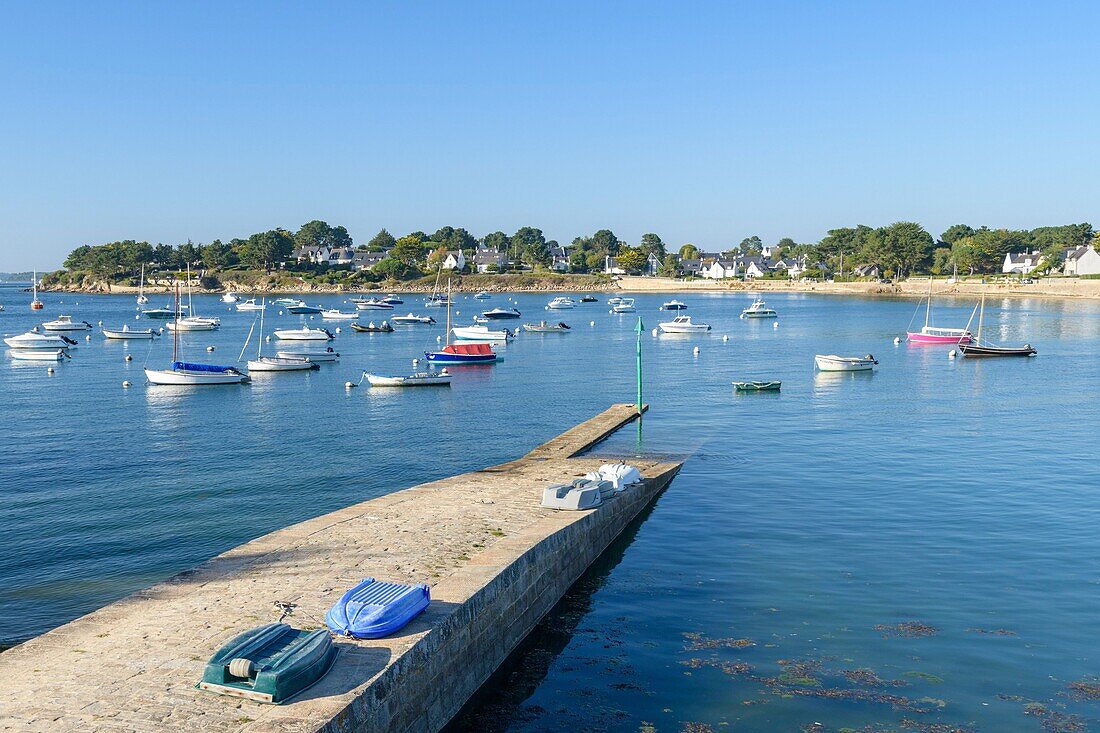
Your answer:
843;668;907;688
680;724;715;733
875;622;939;638
680;658;754;676
966;627;1018;636
1023;702;1086;732
682;632;756;650
1066;677;1100;700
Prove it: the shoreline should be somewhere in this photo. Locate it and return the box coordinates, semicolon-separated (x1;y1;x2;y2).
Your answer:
39;275;1100;302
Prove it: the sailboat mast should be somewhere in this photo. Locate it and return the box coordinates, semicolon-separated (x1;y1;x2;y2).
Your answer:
445;278;452;346
976;291;985;344
257;297;265;358
173;282;180;362
186;262;193;315
924;277;932;328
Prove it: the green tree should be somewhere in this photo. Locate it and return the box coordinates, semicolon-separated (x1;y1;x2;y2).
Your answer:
366;228;396;252
774;237;796;256
940;224;974;245
481;231;510;250
177;240;200;266
739;235;763;254
371;257;418;280
391;233;426;267
864;222;933;277
616;246;647;274
658;253;680;277
239;229;295;269
931;247;952;275
590;229;619;255
512;227;549;267
154;244;180;269
295;220;353;252
679;243;700;259
202;240;235;269
639;233;665;258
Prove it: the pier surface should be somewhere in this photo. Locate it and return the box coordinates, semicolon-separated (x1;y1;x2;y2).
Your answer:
0;404;682;733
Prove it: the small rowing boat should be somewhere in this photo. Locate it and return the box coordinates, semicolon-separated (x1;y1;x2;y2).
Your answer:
814;354;877;372
392;313;435;325
364;370;452;387
102;325;157;340
732;380;781;392
350;321;394;333
523;321;570;333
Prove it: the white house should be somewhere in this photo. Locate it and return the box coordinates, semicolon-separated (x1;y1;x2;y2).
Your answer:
771;256;808;278
352;251;387;271
1064;245;1100;276
550;245;571;272
701;255;767;279
294;246;356;267
603;255;626;275
852;264;881;279
441;250;466;271
1002;250;1043;275
644;253;661;276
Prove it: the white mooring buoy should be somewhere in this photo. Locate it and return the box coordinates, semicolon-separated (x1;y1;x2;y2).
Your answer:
47;367;55;375
122;381;131;388
590;320;595;327
949;349;957;359
652;328;658;337
693;346;700;356
893;336;901;345
124;354;133;362
335;327;341;334
206;346;215;352
773;321;779;329
345;381;355;389
723;335;729;342
412;358;420;366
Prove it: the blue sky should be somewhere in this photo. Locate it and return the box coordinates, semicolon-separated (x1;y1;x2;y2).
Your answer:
0;0;1096;269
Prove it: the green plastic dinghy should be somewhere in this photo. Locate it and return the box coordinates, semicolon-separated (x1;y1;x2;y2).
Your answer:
198;623;337;704
732;380;782;392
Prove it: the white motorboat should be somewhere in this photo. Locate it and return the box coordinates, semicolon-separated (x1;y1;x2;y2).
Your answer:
741;298;777;318
611;298;636;313
321;309;358;320
166;316;220;331
144;284;249;386
353;297;394;310
381;294;404;305
102;325;157;340
143;304;187;319
10;348;69;361
425;294;451;308
365;370;452;387
4;331;79;349
221;292;240;304
236;299;265;312
481;307;521;320
658;315;711;333
452;324;513;342
272;297;299;307
523;321;571;333
546;296;575;310
275;348;339;362
607;296;623;306
814;354;878;372
392;313;436;325
41;315;93;331
474;291;491;300
273;327;334;341
661;300;688;310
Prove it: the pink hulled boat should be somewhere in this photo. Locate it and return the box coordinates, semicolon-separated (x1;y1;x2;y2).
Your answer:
906;280;973;345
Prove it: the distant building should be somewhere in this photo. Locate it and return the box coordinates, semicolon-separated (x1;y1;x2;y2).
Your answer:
644;253;661;276
852;264;881;279
352;251;387;271
441;250;466;271
473;248;507;273
702;255;767;279
603;255;625;275
294;246;355;267
550;244;571;272
1063;245;1100;276
1002;250;1043;275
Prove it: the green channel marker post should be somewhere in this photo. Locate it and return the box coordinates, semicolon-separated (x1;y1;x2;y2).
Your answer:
635;316;643;414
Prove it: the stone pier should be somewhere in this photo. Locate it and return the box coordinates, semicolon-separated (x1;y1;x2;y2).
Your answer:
0;404;683;733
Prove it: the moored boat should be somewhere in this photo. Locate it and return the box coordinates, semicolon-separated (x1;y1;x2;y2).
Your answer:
10;348;69;361
275;347;339;362
4;331;79;349
247;356;319;372
166;316;220;331
143;304;188;319
480;307;521;320
350;321;394;333
273;327;334;341
102;325;157;340
733;380;781;392
352;297;394;311
221;292;240;304
381;294;404;305
957;292;1037;358
426;279;499;364
546;296;575;310
658;315;711;333
236;298;265;312
523;321;571;333
272;297;299;307
814;354;878;372
287;302;323;315
611;298;636;313
452;324;513;341
473;291;491;300
661;299;688;310
136;265;149;306
41;315;93;331
741;298;777;318
145;361;249;385
579;295;598;303
364;370;452;387
321;309;358;320
30;270;43;310
907;280;972;344
391;313;436;325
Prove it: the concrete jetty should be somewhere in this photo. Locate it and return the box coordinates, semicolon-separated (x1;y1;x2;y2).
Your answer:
0;404;683;733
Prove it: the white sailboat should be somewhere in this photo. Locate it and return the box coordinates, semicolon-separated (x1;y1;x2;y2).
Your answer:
30;270;43;310
144;284;249;386
136;264;149;305
247;299;319;372
167;264;220;331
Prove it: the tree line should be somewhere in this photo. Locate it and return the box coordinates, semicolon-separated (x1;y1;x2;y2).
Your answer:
58;219;1094;280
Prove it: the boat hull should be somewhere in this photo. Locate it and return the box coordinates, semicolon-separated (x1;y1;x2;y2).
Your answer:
814;355;876;372
144;368;249;385
365;373;452;387
4;335;78;349
273;330;333;341
424;351;498;365
733;381;781;392
247;357;319;372
907;331;972;344
102;328;156;340
275;350;339;362
958;343;1037;358
10;349;68;361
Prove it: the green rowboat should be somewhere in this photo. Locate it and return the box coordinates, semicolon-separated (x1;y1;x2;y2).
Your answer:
732;380;781;392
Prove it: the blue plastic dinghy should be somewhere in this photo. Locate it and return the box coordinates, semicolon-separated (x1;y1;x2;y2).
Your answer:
325;577;431;639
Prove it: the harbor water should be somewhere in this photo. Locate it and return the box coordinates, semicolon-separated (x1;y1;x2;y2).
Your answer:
2;285;1098;731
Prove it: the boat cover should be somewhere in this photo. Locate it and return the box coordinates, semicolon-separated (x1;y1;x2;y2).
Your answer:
542;481;603;510
325;578;430;639
172;361;236;373
445;343;494;355
585;463;643;490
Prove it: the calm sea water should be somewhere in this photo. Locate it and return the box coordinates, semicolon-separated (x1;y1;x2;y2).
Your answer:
2;284;1098;731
